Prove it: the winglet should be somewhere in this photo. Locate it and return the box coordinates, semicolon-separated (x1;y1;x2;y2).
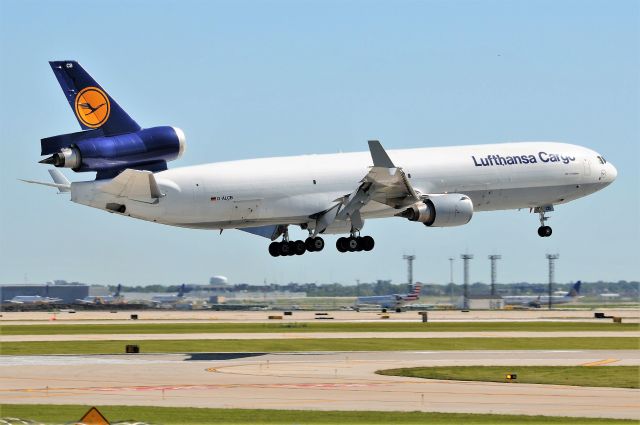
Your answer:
368;140;395;168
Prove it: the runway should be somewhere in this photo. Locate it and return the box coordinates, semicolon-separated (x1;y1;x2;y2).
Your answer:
2;331;637;342
1;350;638;420
2;309;639;324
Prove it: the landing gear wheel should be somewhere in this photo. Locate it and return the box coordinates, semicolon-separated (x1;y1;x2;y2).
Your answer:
361;236;375;251
305;236;324;252
294;240;306;255
537;226;552;237
280;241;292;256
336;237;348;253
346;237;359;252
355;237;364;252
305;237;316;252
305;237;325;252
268;242;281;257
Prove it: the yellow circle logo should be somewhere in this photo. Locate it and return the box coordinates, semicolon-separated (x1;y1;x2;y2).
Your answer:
74;87;111;128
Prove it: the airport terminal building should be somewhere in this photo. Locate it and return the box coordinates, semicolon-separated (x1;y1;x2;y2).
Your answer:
0;284;89;303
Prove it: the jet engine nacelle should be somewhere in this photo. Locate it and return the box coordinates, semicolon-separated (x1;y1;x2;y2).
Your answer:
40;126;186;178
398;194;473;227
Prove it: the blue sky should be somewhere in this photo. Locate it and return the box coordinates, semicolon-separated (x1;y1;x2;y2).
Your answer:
0;0;638;287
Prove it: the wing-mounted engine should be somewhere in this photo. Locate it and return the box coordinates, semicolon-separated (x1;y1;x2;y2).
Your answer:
397;194;473;227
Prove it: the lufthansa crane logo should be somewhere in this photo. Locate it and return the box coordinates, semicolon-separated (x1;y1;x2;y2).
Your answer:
74;87;111;128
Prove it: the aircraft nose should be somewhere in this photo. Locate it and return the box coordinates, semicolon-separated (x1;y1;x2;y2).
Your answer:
607;162;617;182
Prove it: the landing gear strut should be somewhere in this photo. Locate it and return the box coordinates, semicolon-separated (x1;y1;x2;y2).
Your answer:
535;207;553;238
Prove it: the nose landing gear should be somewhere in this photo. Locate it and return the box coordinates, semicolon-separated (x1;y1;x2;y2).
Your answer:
537;225;552;237
535;206;553;238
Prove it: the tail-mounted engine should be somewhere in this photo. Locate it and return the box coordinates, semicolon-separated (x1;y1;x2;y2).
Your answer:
397;194;473;227
40;61;186;180
40;126;186;179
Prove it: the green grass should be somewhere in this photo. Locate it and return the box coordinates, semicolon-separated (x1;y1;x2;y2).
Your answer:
377;366;640;389
2;321;637;335
1;337;637;355
0;404;634;424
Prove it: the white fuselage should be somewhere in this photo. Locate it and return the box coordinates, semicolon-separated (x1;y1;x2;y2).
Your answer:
69;141;617;232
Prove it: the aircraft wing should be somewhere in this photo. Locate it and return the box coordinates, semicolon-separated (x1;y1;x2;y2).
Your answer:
362;141;420;207
314;140;420;235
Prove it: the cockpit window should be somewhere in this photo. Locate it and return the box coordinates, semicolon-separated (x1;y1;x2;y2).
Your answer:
596;156;606;165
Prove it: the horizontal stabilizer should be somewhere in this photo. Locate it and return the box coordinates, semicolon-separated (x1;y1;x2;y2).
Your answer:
99;169;162;203
19;178;70;192
19;169;71;193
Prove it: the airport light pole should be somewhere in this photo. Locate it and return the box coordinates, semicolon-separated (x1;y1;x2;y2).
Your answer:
546;254;559;310
403;255;416;290
488;255;502;297
461;254;473;310
449;257;455;304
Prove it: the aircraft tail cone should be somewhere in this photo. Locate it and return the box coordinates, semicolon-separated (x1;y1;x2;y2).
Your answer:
39;154;65;167
39;155;56;165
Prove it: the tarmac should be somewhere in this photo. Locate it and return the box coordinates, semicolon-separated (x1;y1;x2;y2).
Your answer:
2;309;639;324
2;331;638;342
1;350;638;420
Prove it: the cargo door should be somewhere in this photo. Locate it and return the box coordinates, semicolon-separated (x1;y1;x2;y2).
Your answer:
231;199;262;222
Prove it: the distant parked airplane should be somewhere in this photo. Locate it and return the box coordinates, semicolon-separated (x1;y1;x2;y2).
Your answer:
4;295;63;305
503;281;582;308
151;284;187;306
75;284;124;305
4;284;63;305
354;283;422;312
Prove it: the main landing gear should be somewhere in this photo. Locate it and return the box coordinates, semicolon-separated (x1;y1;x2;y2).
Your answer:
536;207;553;238
336;235;375;253
269;237;325;257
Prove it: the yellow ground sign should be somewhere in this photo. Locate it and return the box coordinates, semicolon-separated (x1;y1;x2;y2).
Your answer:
77;406;110;425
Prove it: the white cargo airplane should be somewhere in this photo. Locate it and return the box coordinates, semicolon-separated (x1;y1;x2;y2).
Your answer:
24;61;617;256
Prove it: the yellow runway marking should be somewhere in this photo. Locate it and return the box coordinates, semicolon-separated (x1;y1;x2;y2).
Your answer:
580;358;619;367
